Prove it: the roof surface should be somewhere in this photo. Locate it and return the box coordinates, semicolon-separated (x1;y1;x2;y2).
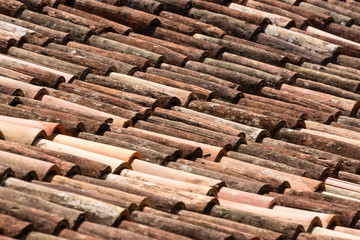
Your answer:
0;0;360;239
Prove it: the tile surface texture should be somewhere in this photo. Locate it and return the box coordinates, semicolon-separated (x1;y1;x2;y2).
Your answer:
1;0;360;239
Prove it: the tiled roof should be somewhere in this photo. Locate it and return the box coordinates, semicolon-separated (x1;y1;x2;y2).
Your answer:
1;0;360;239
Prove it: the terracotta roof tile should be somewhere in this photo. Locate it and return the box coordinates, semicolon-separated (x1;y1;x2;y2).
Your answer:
269;192;360;227
0;53;69;86
204;57;284;89
258;0;333;28
42;94;131;126
57;4;132;34
58;82;152;115
276;128;360;161
325;22;360;42
210;204;304;238
158;15;197;35
78;132;173;165
18;0;47;11
178;209;286;240
185;60;265;94
119;220;193;240
9;102;106;135
58;229;104;240
133;208;232;239
334;226;360;237
132;159;223;187
168;159;271;194
0;66;39;84
0;120;47;144
218;187;276;208
30;146;111;178
248;141;342;174
192;0;270;26
72;79;159;108
259;86;342;116
35;139;131;173
190;157;291;193
74;174;185;213
151;26;224;58
229;2;295;28
159;11;226;38
119;126;226;161
120;169;217;196
77;221;154;239
220;156;324;191
245;0;309;28
101;31;188;66
0;14;70;44
188;99;286;135
310;227;360;239
0;82;23;97
41;6;113;34
0;187;85;229
0;198;69;234
337;171;360;184
105;72;192;106
66;41;150;71
106;130;181;158
88;35;164;67
155;0;193;14
129;32;208;61
272;206;340;229
47;0;64;8
8;46;78;80
71;1;159;34
4;177;130;226
212;98;305;129
160;62;240;89
147;115;244;149
262;137;360;174
237;97;306;121
145;67;243;102
0;213;32;239
298;2;353;26
50;175;150;210
0;0;25;17
232;145;330;180
133;71;213;101
18;97;111;126
19;9;94;42
293;78;360;102
173;106;270;141
0;139;79;177
188;7;261;40
280;82;360;116
0;76;47;99
0;149;60;180
46;88;142;121
124;0;164;15
0;28;26;47
23;43;115;76
244;93;335;123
